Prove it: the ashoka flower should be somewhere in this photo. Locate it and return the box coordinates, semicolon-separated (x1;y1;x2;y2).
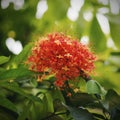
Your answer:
27;33;96;87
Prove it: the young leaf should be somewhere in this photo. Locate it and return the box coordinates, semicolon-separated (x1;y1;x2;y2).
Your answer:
0;56;10;65
86;80;107;96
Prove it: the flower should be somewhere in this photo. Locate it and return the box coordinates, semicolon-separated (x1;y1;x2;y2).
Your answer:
27;33;96;87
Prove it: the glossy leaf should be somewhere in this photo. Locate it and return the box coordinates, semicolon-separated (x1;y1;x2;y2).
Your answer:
63;103;94;120
86;80;107;96
70;93;96;107
105;89;120;110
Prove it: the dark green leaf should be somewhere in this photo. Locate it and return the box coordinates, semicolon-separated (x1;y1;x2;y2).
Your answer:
0;96;18;113
0;82;41;102
111;106;120;120
70;93;96;107
105;89;120;111
110;52;120;56
0;56;10;65
0;108;17;120
63;104;94;120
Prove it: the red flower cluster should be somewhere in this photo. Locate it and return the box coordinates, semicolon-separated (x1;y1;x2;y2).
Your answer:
27;33;96;87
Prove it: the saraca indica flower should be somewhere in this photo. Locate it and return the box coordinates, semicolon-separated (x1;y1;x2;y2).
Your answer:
27;33;96;87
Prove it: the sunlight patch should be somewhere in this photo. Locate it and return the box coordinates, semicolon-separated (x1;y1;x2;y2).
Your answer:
107;37;118;50
80;36;89;45
83;11;93;22
6;37;23;55
67;0;84;21
110;0;120;15
36;0;48;19
1;0;24;10
96;13;110;35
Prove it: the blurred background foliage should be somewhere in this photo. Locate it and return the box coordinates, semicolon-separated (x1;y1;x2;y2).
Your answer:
0;0;120;93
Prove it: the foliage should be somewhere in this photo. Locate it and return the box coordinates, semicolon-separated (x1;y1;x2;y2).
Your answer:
0;0;120;120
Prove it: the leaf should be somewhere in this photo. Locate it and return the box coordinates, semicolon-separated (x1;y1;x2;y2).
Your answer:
0;56;10;65
105;89;120;111
70;93;96;107
86;80;107;96
108;54;120;67
111;106;120;120
45;92;54;113
89;16;107;52
17;101;31;120
0;66;33;80
63;103;94;120
0;82;41;102
47;0;69;20
0;109;17;120
8;43;33;67
0;96;18;114
109;21;120;49
27;96;51;120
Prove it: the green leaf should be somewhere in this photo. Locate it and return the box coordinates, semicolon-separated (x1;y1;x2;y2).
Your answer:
89;16;107;52
109;21;120;49
0;96;18;114
0;82;41;102
45;92;54;113
17;101;31;120
63;103;94;120
47;0;69;20
108;53;120;67
86;80;107;96
27;96;50;120
0;109;17;120
0;66;33;80
8;43;33;67
0;56;10;65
